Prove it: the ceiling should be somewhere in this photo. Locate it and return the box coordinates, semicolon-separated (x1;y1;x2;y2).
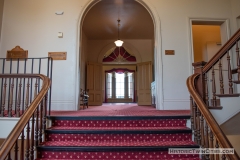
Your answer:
82;0;154;40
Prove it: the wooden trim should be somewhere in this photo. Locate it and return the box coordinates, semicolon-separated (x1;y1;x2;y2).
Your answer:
187;73;240;160
6;46;28;60
0;74;51;160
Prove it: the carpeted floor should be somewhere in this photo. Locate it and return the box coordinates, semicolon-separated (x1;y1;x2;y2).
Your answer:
50;103;190;116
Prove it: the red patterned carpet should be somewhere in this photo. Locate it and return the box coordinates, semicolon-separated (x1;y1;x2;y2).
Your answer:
50;103;190;116
37;103;199;160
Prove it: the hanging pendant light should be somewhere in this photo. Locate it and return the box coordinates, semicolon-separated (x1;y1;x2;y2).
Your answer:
114;19;124;47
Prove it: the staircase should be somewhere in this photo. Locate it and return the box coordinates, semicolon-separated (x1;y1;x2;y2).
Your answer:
37;114;200;160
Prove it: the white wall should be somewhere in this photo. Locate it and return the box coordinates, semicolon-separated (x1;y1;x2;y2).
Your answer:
230;0;240;31
0;0;88;110
0;0;238;111
0;0;4;41
148;0;235;110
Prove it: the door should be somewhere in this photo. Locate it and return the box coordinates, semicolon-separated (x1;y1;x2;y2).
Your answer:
206;42;229;97
137;61;152;105
87;62;102;105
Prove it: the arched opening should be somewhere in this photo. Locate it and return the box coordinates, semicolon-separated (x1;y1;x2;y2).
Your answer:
77;0;163;109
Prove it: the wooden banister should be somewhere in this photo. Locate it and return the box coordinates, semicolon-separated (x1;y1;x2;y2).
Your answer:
187;73;240;160
0;74;51;160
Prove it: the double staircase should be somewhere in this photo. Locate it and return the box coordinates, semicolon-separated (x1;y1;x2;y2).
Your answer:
36;112;200;160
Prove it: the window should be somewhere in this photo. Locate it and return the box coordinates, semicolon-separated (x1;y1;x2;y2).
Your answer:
115;73;124;98
107;73;112;98
128;73;133;99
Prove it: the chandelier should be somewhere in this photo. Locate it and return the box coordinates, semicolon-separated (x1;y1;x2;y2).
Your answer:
114;19;124;47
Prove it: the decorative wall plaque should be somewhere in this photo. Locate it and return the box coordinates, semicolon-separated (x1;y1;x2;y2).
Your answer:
6;46;28;60
48;52;67;60
165;50;175;55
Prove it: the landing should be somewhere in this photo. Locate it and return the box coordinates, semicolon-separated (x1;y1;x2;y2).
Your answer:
50;103;190;117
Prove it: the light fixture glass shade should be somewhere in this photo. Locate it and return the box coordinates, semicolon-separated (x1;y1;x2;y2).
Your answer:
114;40;124;47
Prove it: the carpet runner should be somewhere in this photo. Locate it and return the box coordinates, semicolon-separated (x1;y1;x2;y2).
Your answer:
37;113;200;160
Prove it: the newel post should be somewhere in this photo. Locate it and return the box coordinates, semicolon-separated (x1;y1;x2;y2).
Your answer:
192;61;207;101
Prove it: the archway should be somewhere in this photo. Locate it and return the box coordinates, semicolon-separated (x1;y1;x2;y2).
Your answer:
76;0;163;109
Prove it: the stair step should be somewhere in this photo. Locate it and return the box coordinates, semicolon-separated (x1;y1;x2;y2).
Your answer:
51;119;187;128
46;126;191;133
39;114;198;159
47;126;191;132
39;140;197;148
48;115;190;121
37;150;200;160
45;133;192;142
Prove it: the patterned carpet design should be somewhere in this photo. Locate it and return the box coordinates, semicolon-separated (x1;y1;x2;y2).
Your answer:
37;104;200;160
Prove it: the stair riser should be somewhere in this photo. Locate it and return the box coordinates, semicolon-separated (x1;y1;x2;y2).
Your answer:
52;119;187;127
46;133;192;142
38;151;200;159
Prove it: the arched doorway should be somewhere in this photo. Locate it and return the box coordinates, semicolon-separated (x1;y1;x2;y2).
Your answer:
77;0;163;109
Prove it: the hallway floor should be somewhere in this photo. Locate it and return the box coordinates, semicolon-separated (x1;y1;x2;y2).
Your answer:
50;103;190;116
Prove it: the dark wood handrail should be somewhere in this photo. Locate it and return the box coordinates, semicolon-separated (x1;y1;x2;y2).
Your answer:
187;73;240;160
202;28;240;73
0;74;51;159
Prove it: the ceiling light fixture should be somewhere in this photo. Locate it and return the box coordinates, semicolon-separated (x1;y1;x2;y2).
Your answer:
114;19;124;47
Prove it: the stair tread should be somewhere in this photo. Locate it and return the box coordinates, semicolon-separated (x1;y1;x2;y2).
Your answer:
40;140;197;147
37;158;201;160
48;126;190;131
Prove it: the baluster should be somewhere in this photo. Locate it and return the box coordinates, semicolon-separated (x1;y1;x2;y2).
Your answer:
35;78;39;147
190;96;194;130
39;99;43;143
215;140;220;160
200;114;205;147
25;78;30;110
236;42;240;80
209;130;214;160
211;67;217;107
205;74;209;106
16;78;22;117
1;78;7;117
219;59;224;94
193;101;197;143
25;122;30;160
204;122;209;160
35;107;39;147
227;52;233;94
30;114;35;160
25;79;30;160
196;107;201;145
8;78;14;117
43;95;48;131
20;131;24;160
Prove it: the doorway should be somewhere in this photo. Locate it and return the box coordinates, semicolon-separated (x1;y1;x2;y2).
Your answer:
78;0;162;108
190;20;229;63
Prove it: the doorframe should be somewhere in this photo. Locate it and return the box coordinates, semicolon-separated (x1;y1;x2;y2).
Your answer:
76;0;163;110
188;18;230;75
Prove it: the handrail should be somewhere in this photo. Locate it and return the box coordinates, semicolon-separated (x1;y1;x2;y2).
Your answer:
202;28;240;73
0;74;51;159
187;73;240;160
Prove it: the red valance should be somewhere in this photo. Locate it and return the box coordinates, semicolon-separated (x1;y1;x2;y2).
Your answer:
105;68;135;74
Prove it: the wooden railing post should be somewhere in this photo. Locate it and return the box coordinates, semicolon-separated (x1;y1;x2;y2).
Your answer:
192;61;207;101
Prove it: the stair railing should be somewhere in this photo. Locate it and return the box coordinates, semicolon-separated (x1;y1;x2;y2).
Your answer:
0;57;53;117
187;28;240;160
0;74;51;160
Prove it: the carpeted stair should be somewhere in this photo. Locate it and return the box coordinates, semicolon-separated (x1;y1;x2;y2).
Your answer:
37;115;200;160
